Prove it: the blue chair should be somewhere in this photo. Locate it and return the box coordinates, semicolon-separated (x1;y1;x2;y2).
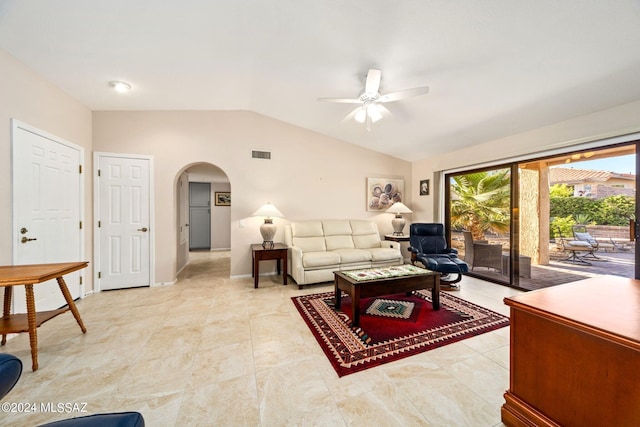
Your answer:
408;223;469;289
0;354;144;427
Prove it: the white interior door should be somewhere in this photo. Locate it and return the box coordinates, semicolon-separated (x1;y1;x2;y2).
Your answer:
96;154;152;290
12;121;83;312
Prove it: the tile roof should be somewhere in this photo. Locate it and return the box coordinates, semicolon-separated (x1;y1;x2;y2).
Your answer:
549;168;635;184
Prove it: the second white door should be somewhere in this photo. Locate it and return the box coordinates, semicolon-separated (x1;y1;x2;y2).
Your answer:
97;154;152;290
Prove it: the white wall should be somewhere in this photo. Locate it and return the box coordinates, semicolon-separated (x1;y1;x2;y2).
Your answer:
92;111;412;283
0;49;93;287
411;99;640;223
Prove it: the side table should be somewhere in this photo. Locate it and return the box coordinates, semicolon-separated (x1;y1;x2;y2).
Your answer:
251;243;288;288
0;261;89;371
384;234;410;243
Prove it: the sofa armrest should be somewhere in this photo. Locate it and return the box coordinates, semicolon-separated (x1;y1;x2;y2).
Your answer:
383;241;400;251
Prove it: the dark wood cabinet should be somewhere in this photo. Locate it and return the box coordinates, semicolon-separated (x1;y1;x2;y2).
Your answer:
502;276;640;427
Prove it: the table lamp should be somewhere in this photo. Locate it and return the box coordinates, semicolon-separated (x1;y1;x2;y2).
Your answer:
252;203;284;248
385;202;412;235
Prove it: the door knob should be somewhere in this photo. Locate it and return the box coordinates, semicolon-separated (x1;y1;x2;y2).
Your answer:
137;227;148;232
21;237;37;243
20;227;28;234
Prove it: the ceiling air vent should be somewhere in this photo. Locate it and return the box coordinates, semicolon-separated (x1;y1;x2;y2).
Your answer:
252;150;271;160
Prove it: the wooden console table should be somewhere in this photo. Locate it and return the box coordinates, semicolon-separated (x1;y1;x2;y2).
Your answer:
0;262;88;371
502;276;640;426
251;243;288;288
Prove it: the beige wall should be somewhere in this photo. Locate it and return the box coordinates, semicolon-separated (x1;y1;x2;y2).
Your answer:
92;111;412;282
411;99;640;223
0;49;93;283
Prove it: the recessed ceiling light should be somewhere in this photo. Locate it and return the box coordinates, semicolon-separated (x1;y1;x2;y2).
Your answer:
109;80;132;93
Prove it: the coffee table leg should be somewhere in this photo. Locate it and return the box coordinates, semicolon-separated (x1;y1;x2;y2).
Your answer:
57;276;87;333
334;277;341;309
432;275;441;310
352;286;360;327
25;284;38;371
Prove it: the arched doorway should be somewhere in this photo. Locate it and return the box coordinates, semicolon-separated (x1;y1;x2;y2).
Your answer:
175;162;231;275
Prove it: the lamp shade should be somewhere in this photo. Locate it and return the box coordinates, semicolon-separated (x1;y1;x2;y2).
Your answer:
252;203;284;219
251;203;284;248
385;202;412;214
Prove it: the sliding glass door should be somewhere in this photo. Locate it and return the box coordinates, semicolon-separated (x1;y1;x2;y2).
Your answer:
445;141;638;290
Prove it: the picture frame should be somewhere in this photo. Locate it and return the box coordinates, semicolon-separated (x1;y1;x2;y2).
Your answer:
214;192;231;206
366;177;404;211
419;179;430;196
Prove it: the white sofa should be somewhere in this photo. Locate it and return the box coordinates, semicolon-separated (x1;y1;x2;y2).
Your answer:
284;220;403;288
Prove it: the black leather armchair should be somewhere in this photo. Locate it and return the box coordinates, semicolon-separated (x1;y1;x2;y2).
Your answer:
408;223;469;288
0;354;144;427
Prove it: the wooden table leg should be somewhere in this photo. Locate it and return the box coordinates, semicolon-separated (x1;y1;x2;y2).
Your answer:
25;284;38;371
334;277;341;309
1;286;12;345
254;257;260;289
282;254;287;286
56;277;87;333
431;275;440;310
351;285;360;327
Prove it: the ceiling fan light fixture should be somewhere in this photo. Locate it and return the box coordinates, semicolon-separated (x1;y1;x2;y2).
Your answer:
354;108;367;123
367;103;383;122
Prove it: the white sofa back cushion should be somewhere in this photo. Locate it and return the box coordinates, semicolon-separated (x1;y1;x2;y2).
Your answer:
291;221;326;252
351;220;382;249
323;220;355;250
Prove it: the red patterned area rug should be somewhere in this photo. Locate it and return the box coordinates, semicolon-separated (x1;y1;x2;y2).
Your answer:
292;290;509;377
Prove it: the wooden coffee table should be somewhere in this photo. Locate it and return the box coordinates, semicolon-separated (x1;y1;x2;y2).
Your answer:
334;267;440;327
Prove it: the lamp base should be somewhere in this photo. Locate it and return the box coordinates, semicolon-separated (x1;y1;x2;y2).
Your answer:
391;215;406;236
260;219;277;249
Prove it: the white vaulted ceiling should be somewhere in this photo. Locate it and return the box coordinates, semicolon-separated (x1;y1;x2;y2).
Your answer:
1;0;640;161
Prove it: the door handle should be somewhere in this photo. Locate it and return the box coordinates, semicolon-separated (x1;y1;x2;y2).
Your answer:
137;227;148;232
21;237;37;243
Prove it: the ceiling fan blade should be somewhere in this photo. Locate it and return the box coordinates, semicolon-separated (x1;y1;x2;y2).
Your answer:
378;86;429;103
365;69;381;95
318;97;362;104
376;104;391;116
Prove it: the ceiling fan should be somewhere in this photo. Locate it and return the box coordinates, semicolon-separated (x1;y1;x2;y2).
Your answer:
319;69;429;131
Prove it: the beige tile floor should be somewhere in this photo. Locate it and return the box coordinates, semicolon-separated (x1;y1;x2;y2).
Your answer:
2;251;523;426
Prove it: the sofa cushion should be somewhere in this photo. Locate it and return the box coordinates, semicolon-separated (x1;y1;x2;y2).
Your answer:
333;248;372;264
291;221;324;237
326;235;355;251
322;220;352;236
350;220;378;235
368;247;403;262
302;251;341;268
292;236;326;252
353;234;382;249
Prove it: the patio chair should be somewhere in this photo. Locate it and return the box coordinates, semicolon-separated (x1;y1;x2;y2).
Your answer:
462;231;503;272
572;225;616;260
408;223;468;289
555;227;593;265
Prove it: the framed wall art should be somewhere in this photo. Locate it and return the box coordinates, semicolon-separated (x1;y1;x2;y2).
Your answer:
215;192;231;206
419;179;430;196
366;177;404;211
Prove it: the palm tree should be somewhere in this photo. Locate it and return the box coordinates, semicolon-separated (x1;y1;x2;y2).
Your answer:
450;169;511;240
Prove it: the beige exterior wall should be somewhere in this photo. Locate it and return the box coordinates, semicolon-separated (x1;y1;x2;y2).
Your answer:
92;111;412;282
0;49;93;285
